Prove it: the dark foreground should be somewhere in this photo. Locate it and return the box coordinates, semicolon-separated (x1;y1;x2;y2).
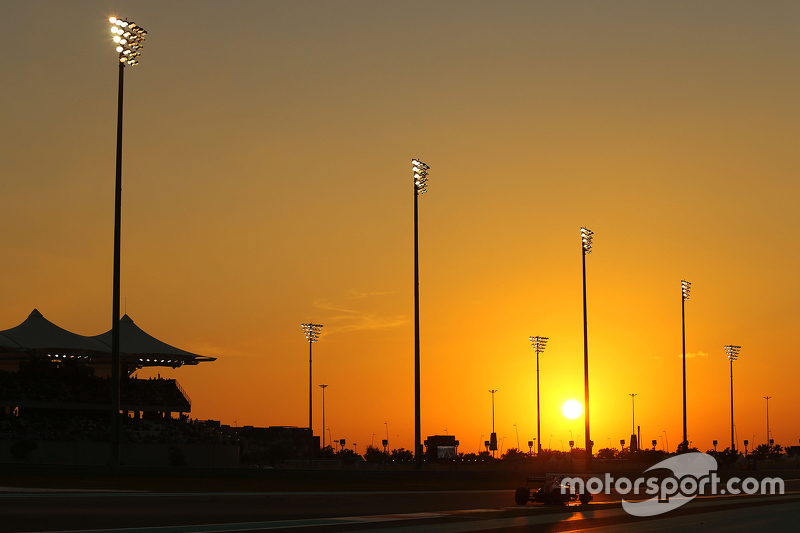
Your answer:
1;464;798;533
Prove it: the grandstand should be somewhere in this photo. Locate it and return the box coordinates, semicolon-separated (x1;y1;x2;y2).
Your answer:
0;310;215;446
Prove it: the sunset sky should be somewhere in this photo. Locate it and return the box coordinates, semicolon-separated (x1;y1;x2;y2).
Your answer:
2;1;798;455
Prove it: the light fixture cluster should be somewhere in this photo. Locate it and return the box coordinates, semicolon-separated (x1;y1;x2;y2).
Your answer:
581;227;594;254
529;335;548;354
301;323;323;343
109;16;146;66
724;345;741;361
412;159;429;195
681;280;691;301
138;358;180;364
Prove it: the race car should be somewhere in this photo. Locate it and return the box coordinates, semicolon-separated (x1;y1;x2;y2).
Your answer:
514;474;593;505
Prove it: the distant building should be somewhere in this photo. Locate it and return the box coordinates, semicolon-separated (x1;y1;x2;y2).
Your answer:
424;435;458;462
238;426;319;464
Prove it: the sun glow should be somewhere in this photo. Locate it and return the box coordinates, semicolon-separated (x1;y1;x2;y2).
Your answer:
562;399;583;420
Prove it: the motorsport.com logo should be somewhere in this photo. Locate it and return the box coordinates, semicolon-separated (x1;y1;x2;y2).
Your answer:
560;452;784;517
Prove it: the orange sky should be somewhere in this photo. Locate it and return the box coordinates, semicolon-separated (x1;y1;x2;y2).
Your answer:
2;1;799;454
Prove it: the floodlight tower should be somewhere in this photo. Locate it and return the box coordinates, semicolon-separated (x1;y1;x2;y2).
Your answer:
302;323;323;460
412;159;429;469
319;384;329;449
108;15;147;465
725;345;741;453
681;280;691;451
581;227;594;467
764;396;772;447
529;336;548;455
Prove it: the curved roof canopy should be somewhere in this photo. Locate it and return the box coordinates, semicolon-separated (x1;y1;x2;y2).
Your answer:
92;314;215;366
0;309;110;355
0;310;215;367
0;332;21;352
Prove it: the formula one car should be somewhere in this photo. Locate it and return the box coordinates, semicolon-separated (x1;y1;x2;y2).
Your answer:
515;474;593;505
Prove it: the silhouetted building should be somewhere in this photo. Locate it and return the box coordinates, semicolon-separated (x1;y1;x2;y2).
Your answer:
0;309;218;461
238;426;319;464
424;435;458;462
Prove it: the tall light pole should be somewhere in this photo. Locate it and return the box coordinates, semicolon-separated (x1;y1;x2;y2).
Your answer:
681;280;691;451
629;393;638;448
581;227;594;467
764;396;772;446
319;384;329;450
108;15;146;465
725;345;741;453
302;323;323;460
412;158;429;469
489;389;498;458
529;336;548;455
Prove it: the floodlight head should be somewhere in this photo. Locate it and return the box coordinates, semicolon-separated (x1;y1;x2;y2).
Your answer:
109;16;146;66
581;227;594;254
412;158;430;195
301;323;323;343
682;280;691;301
529;335;548;354
724;345;741;361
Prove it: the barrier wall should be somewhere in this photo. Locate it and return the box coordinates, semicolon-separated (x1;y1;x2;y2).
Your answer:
0;440;239;468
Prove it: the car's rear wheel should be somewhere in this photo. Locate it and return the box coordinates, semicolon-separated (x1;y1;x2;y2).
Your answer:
514;487;529;505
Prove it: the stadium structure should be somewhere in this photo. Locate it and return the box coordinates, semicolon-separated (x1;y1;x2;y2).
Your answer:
0;309;215;416
0;309;236;466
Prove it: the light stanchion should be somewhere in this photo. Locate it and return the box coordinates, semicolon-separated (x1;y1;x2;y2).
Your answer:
319;384;329;450
412;159;429;469
681;280;691;450
107;15;147;465
725;345;741;452
581;227;594;467
302;323;323;460
529;336;548;455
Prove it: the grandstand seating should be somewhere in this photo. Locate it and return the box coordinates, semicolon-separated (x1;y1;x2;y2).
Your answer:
0;368;190;412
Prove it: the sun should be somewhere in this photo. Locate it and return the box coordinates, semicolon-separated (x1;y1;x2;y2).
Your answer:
562;399;583;419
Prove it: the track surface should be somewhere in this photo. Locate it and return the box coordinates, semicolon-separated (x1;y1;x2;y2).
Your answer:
2;489;799;533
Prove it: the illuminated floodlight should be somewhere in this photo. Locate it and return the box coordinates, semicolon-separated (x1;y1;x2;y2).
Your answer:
530;335;549;456
529;335;548;355
581;227;594;254
682;280;691;301
109;16;147;66
412;158;430;195
724;345;741;362
301;323;323;343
